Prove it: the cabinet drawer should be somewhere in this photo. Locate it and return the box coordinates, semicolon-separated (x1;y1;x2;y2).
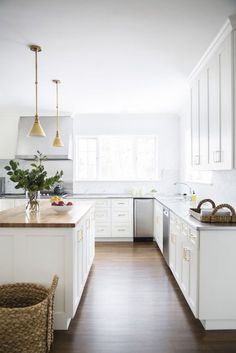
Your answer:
111;199;132;209
95;208;111;222
112;224;132;238
95;199;111;208
95;224;111;238
112;210;131;222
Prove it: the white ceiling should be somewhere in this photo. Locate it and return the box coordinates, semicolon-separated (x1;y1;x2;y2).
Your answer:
1;0;236;116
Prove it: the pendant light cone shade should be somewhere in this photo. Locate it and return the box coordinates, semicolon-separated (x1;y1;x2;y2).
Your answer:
52;79;64;147
29;115;46;136
28;45;46;137
53;130;64;147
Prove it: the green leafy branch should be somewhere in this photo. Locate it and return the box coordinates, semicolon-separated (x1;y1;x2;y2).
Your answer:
5;151;63;192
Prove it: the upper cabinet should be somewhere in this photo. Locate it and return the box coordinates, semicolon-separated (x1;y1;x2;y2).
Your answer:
189;16;235;170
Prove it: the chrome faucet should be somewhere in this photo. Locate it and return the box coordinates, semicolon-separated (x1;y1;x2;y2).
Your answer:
174;182;192;198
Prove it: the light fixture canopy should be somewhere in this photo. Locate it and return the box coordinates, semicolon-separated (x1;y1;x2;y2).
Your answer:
52;79;64;147
28;44;46;137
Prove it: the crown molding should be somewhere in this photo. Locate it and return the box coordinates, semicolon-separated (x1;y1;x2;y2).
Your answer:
188;14;236;82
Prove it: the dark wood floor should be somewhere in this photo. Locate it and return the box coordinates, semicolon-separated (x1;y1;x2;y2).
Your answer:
51;242;236;353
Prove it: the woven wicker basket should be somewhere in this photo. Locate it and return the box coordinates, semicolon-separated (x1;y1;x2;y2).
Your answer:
190;199;236;223
0;275;58;353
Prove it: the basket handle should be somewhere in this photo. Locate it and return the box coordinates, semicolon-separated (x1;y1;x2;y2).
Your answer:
211;204;236;216
49;275;59;296
197;199;216;211
47;275;59;352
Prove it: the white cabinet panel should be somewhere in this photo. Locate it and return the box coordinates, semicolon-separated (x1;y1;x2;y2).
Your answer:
153;200;163;252
169;213;199;317
95;199;111;208
112;209;131;223
95;224;111;238
94;198;133;240
190;31;233;170
111;199;132;209
95;208;111;222
112;224;132;238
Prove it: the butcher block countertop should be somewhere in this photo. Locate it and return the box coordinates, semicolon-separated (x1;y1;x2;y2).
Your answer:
0;200;94;228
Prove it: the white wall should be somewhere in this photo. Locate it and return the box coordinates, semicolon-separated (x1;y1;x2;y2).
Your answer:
0;113;180;195
74;113;180;194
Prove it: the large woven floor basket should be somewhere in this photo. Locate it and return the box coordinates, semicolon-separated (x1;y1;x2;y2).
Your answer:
0;275;58;353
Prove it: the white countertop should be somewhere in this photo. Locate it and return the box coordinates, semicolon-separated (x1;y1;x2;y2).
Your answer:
2;192;236;231
156;196;236;231
68;193;236;230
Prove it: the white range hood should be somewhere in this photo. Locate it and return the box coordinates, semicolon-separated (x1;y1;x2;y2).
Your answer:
15;116;73;160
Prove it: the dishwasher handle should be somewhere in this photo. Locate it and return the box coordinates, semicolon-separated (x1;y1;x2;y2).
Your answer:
163;208;169;217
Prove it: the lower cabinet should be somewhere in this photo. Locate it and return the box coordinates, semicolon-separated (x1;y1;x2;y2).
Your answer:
95;198;133;240
153;200;163;252
74;207;95;314
169;212;199;317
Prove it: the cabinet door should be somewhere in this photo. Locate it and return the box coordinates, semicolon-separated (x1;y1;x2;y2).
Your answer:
169;216;176;274
188;229;198;315
191;79;201;167
208;35;232;170
76;225;84;302
90;209;95;260
180;226;199;316
154;201;163;252
181;241;190;298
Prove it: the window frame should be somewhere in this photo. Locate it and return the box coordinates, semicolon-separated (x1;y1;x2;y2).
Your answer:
75;135;159;182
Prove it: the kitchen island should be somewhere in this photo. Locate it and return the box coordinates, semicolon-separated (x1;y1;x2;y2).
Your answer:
0;200;95;330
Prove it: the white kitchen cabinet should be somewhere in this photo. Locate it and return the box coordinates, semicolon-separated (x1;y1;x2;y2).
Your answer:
0;202;95;330
153;200;163;252
190;78;201;167
94;198;111;239
169;212;199;317
208;35;232;169
190;70;209;169
169;213;182;281
76;223;85;302
169;214;176;273
189;19;234;170
95;198;133;240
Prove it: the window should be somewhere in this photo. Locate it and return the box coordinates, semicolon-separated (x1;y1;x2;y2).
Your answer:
75;136;158;181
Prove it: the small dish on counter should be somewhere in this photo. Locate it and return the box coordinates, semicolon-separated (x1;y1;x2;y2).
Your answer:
51;201;73;214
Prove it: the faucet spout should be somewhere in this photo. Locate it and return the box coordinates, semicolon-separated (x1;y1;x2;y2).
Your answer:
174;182;192;196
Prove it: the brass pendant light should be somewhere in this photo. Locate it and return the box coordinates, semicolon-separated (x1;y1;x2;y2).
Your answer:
52;79;64;147
29;45;46;137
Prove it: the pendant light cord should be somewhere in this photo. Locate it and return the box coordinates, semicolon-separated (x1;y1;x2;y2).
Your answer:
56;81;59;131
35;49;38;118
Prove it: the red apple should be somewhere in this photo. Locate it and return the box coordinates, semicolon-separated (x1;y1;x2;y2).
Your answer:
58;200;65;206
51;201;58;206
67;202;73;206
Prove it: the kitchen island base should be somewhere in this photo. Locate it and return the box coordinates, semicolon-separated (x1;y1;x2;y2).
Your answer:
0;202;95;330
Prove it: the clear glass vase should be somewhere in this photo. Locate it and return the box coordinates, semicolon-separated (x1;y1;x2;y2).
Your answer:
26;191;40;213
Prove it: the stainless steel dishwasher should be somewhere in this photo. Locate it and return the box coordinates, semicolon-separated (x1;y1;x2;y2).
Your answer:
134;198;153;241
162;207;170;264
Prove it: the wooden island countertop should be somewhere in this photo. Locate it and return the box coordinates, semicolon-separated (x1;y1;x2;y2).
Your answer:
0;200;94;228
